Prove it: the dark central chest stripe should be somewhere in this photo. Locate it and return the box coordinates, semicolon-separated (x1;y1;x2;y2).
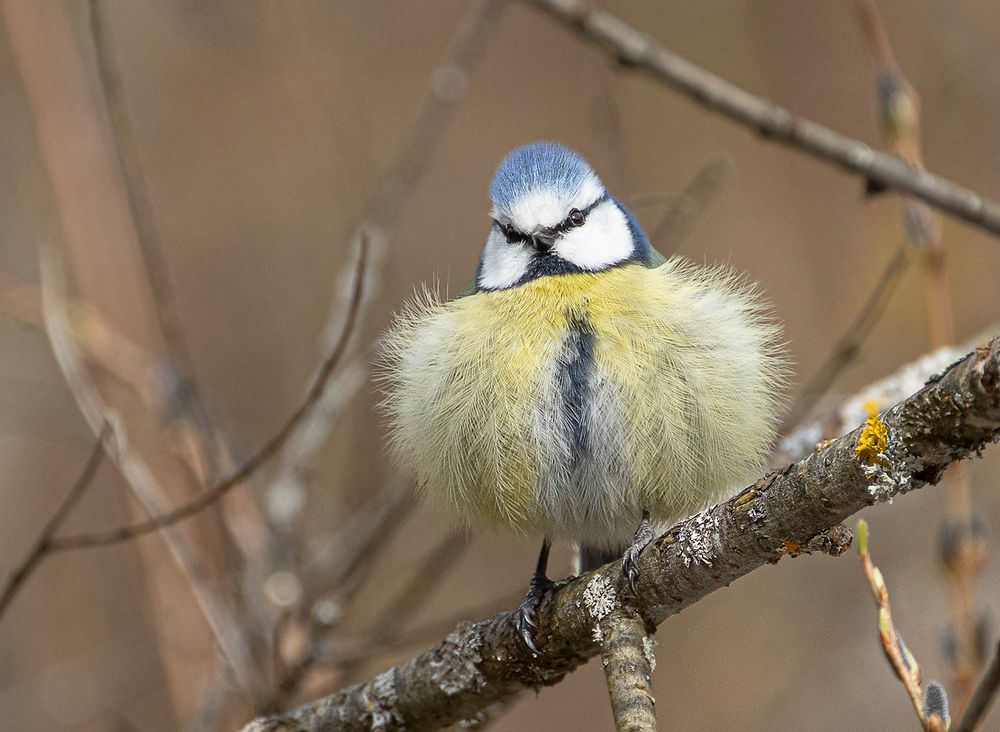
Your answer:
559;315;595;467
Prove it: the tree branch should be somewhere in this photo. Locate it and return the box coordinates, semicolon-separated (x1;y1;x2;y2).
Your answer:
526;0;1000;238
243;339;1000;730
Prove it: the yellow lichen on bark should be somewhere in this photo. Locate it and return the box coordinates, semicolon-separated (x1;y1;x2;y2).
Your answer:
855;406;889;465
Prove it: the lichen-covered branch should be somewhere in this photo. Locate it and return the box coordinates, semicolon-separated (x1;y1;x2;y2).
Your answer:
526;0;1000;238
243;340;1000;731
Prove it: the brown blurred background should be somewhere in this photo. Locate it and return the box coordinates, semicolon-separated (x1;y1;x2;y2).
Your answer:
1;1;999;730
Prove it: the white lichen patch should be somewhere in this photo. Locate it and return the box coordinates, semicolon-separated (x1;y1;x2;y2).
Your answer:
678;509;720;567
642;636;658;671
362;669;398;730
583;574;617;622
863;425;925;502
591;624;604;644
432;623;485;696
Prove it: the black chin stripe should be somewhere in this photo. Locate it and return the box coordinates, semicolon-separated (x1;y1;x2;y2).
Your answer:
518;253;586;283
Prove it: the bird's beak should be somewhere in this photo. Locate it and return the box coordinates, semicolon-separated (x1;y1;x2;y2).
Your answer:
531;232;556;253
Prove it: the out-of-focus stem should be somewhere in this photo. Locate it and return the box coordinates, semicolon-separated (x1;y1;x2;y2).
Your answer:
853;0;985;709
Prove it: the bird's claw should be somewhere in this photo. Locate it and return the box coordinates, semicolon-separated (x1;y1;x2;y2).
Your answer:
621;509;654;594
623;542;643;594
515;575;552;654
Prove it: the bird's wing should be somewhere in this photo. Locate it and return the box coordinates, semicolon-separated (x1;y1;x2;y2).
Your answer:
458;277;477;298
646;246;668;268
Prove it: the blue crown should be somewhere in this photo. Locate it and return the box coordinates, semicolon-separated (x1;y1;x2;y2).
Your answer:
489;142;600;209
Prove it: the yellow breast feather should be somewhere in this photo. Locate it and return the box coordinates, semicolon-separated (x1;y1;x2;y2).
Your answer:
379;259;785;542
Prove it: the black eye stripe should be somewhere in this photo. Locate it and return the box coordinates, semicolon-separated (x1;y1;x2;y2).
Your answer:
492;193;609;244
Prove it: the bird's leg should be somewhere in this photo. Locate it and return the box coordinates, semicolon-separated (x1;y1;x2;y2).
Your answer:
514;537;553;654
622;509;654;593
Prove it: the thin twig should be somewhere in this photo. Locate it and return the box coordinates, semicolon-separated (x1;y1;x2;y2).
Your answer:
526;0;1000;238
781;241;911;430
277;531;473;702
954;641;1000;732
0;426;108;619
88;0;222;469
47;237;368;550
855;519;930;724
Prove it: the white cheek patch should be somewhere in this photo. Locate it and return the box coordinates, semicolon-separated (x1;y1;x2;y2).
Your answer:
477;228;533;290
495;173;605;231
554;202;633;270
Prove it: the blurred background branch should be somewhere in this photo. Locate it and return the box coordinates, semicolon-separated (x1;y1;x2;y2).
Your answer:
528;0;1000;237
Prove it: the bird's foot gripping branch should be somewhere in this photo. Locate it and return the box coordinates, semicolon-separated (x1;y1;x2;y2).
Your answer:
245;339;1000;731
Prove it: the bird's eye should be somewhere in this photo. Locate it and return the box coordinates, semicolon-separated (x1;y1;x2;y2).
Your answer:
501;223;522;244
568;208;586;227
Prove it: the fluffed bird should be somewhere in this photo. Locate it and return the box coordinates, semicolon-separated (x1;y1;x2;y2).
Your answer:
380;141;785;651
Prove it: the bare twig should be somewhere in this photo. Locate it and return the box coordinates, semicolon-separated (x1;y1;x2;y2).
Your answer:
46;237;368;551
304;479;414;603
954;641;1000;732
601;610;657;731
781;241;911;430
526;0;1000;237
0;426;108;619
244;338;1000;731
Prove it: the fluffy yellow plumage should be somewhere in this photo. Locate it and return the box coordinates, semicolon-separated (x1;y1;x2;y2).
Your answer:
380;258;785;546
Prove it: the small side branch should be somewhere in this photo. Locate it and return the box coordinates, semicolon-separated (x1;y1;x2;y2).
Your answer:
601;611;656;732
0;426;107;619
856;520;949;729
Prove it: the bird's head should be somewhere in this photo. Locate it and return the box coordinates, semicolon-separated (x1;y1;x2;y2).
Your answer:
476;142;650;291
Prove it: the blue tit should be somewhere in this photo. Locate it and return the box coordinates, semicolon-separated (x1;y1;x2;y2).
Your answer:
380;141;785;650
